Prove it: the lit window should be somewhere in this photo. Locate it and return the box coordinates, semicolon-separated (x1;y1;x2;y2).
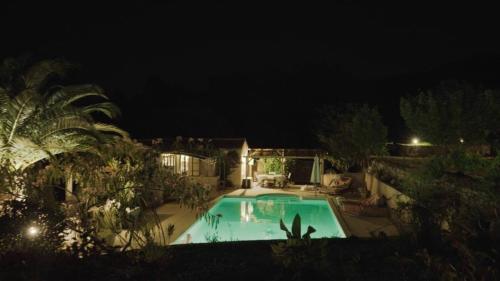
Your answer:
162;153;175;167
180;155;189;174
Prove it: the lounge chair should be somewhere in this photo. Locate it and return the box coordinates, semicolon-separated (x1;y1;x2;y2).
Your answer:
319;176;352;195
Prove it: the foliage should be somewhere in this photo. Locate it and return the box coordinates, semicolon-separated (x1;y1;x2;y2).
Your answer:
367;158;413;189
316;104;388;172
0;237;430;281
0;138;213;255
215;150;239;187
271;214;328;280
166;136;219;157
262;157;283;174
284;158;296;176
400;80;500;145
0;161;70;253
37;138;213;250
0;197;69;254
398;149;499;280
0;58;127;170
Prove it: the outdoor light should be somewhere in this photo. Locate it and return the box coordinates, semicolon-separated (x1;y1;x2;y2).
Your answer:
27;226;40;237
412;137;420;145
460;138;464;144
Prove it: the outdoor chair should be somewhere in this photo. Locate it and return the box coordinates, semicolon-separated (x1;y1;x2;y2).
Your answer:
319;176;352;195
264;179;276;188
279;172;292;188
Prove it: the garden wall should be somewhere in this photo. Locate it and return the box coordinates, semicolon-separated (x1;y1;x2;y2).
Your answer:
364;173;410;209
322;172;365;189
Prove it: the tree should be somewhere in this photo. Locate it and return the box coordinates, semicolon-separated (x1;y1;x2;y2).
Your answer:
400;80;500;145
0;59;127;170
316;104;388;171
398;150;499;280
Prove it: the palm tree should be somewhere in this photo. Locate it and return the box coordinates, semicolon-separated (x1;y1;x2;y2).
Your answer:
0;59;128;170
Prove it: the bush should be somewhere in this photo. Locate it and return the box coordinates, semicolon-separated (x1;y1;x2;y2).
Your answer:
0;197;68;254
398;150;499;280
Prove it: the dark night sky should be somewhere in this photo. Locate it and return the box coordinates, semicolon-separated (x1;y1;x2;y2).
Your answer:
2;2;500;147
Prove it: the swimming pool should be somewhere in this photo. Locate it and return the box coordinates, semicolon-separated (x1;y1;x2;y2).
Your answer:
173;194;346;244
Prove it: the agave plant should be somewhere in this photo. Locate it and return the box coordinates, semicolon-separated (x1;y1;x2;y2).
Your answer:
279;214;316;240
271;214;328;279
0;59;128;170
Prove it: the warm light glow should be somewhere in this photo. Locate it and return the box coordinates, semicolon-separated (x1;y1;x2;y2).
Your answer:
412;137;419;145
180;154;189;173
460;138;464;144
27;226;39;237
161;153;175;167
240;201;253;222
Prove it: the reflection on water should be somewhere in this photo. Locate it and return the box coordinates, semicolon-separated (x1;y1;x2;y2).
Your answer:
173;195;346;244
240;200;255;222
256;199;286;220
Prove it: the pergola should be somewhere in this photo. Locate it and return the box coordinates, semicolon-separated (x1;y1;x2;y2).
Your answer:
244;148;327;185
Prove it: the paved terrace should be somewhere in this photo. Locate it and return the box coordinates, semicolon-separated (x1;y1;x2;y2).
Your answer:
147;184;399;246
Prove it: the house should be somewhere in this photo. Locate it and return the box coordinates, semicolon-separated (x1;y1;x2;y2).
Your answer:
140;137;326;188
139;137;249;188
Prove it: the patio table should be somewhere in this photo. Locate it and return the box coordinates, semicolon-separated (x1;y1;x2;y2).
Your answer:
256;174;287;187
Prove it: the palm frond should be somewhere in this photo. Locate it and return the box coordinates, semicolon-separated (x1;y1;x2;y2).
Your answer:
0;88;10;133
47;84;107;107
23;60;69;90
0;59;126;170
0;87;8;106
3;89;39;144
8;136;49;170
93;123;129;138
39;116;96;141
81;102;121;118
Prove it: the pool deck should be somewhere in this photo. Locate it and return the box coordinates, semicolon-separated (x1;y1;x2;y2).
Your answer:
155;185;399;245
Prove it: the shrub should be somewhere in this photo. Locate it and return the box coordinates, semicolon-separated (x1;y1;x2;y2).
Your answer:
271;214;328;280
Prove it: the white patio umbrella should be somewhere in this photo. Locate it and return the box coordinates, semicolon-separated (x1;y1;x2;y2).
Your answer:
310;155;321;186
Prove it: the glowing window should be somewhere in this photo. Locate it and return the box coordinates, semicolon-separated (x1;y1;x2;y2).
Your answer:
162;153;175;167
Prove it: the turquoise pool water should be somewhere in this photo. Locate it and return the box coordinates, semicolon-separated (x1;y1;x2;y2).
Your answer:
173;194;346;244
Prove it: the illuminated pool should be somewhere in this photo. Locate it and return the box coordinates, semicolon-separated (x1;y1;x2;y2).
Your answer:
173;194;346;244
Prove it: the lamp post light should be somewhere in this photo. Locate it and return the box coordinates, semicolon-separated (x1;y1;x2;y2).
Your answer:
460;138;464;144
412;137;420;145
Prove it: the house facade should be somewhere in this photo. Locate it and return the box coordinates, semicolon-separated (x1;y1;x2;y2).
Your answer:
140;137;326;189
